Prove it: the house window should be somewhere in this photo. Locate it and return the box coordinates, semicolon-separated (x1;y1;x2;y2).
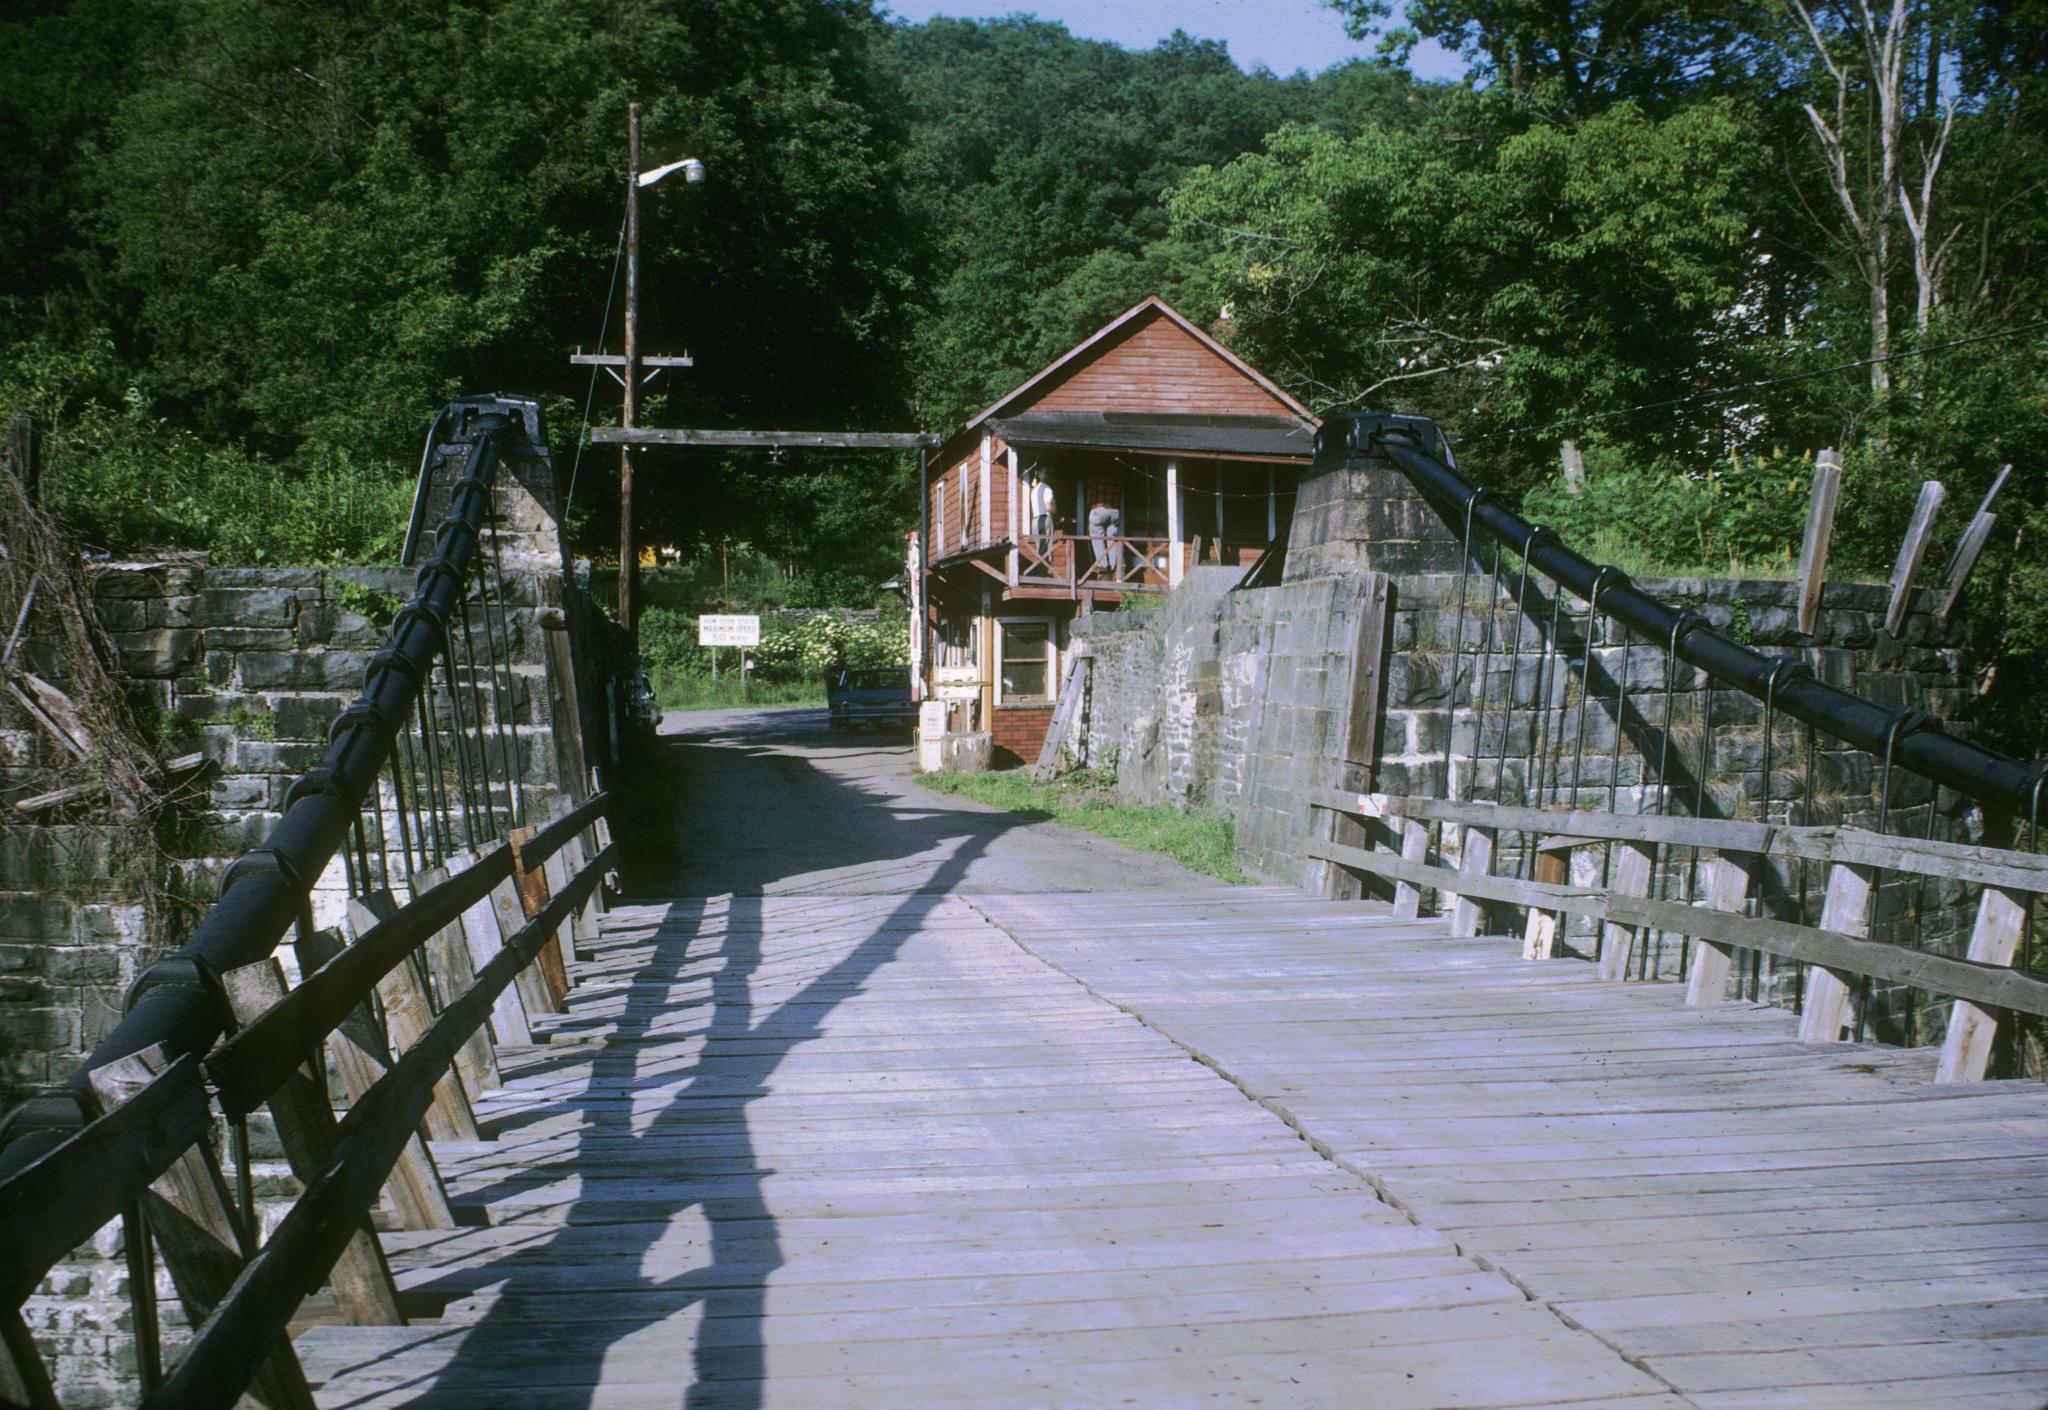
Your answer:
998;619;1053;702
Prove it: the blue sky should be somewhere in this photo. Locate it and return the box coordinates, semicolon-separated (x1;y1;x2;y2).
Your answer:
881;1;1466;81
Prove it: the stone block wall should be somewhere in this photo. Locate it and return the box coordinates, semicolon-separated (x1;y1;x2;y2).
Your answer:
1074;566;1982;1032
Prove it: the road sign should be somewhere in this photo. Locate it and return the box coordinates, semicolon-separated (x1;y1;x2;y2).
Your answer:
698;614;761;647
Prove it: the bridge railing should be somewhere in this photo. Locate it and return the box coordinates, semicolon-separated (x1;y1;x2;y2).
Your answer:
1301;412;2047;1076
0;397;619;1409
1311;788;2048;1081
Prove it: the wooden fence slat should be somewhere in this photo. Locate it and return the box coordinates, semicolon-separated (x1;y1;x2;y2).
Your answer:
1596;842;1657;981
144;845;612;1410
1937;509;1998;621
85;1050;317;1410
458;883;532;1047
1030;651;1090;784
491;873;561;1020
0;1055;211;1309
1447;826;1497;938
509;826;571;1008
1796;862;1875;1042
1684;853;1759;1005
1936;885;2029;1082
292;929;454;1233
1391;819;1430;921
1522;849;1570;960
1796;449;1842;634
1884;479;1947;635
349;895;479;1144
218;960;404;1325
412;863;502;1096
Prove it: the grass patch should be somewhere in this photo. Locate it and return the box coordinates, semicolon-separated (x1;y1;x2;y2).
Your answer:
655;672;826;712
918;768;1254;884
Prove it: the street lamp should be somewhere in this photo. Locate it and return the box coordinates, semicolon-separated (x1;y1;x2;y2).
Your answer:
618;101;706;651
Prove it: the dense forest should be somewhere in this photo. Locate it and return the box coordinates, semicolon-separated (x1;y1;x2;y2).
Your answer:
3;0;2046;748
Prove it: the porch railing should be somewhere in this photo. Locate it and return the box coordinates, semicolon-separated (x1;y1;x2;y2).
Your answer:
1016;533;1172;594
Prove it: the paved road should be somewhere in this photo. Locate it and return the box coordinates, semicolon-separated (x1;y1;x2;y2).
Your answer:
646;706;1215;896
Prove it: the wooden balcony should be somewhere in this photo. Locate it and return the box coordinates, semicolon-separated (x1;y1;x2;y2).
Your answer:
1015;533;1172;596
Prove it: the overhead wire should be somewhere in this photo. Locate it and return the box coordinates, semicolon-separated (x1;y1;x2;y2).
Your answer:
565;219;628;519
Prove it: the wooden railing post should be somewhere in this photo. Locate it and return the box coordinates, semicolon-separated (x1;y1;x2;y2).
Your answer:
1447;826;1496;937
1685;852;1759;1005
293;928;455;1231
86;1049;318;1410
510;826;572;1009
1391;819;1430;920
1522;842;1569;959
1936;885;2029;1082
350;894;480;1142
1596;841;1656;980
1795;449;1842;634
1798;861;1875;1041
219;960;405;1325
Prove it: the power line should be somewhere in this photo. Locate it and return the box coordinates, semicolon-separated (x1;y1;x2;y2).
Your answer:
565;220;628;519
1468;317;2048;444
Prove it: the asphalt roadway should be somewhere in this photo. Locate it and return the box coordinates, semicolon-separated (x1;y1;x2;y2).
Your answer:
647;705;1219;897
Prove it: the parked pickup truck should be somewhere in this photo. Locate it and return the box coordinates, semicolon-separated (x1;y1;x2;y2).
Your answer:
827;666;917;732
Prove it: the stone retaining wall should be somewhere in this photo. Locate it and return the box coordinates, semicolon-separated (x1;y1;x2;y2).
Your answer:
1073;568;1981;1029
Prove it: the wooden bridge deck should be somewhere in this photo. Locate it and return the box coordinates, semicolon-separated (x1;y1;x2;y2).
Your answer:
298;885;2048;1409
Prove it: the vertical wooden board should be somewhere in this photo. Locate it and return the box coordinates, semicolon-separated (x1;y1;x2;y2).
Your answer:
1523;848;1568;959
1341;574;1391;772
1448;826;1496;938
295;930;454;1233
413;863;501;1096
458;884;533;1047
1795;450;1842;634
538;575;593;806
1596;841;1655;981
490;874;561;1019
1685;852;1757;1005
1883;479;1946;635
1392;819;1430;922
1936;885;2030;1082
87;1050;319;1410
218;961;405;1326
1797;861;1875;1042
510;826;570;1008
1937;509;1997;620
365;952;481;1144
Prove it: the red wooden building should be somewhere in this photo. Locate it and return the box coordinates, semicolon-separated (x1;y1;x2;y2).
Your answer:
915;297;1319;765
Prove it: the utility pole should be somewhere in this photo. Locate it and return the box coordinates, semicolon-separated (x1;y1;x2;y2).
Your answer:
619;101;642;650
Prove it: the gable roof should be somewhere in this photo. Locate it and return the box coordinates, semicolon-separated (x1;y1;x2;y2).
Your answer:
930;297;1316;466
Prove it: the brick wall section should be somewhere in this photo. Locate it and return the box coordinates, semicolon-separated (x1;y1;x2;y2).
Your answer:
991;705;1054;767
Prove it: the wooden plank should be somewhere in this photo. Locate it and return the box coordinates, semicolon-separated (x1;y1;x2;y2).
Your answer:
1684;853;1757;1006
218;959;405;1325
150;847;613;1410
296;932;455;1232
1030;652;1090;784
1340;573;1391;772
1797;862;1875;1042
490;872;563;1020
1884;478;1946;635
1935;885;2028;1082
1596;841;1656;982
1446;826;1495;937
590;427;936;450
1796;448;1842;634
86;1049;318;1410
0;1054;212;1309
1522;848;1568;959
413;863;502;1094
509;826;570;1008
1937;509;1998;621
1391;819;1430;922
350;893;481;1142
1315;791;2048;895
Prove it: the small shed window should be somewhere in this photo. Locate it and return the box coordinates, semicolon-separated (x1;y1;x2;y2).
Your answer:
998;619;1052;702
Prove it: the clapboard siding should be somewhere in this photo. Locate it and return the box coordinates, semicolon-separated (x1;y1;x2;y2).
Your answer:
1026;317;1297;419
